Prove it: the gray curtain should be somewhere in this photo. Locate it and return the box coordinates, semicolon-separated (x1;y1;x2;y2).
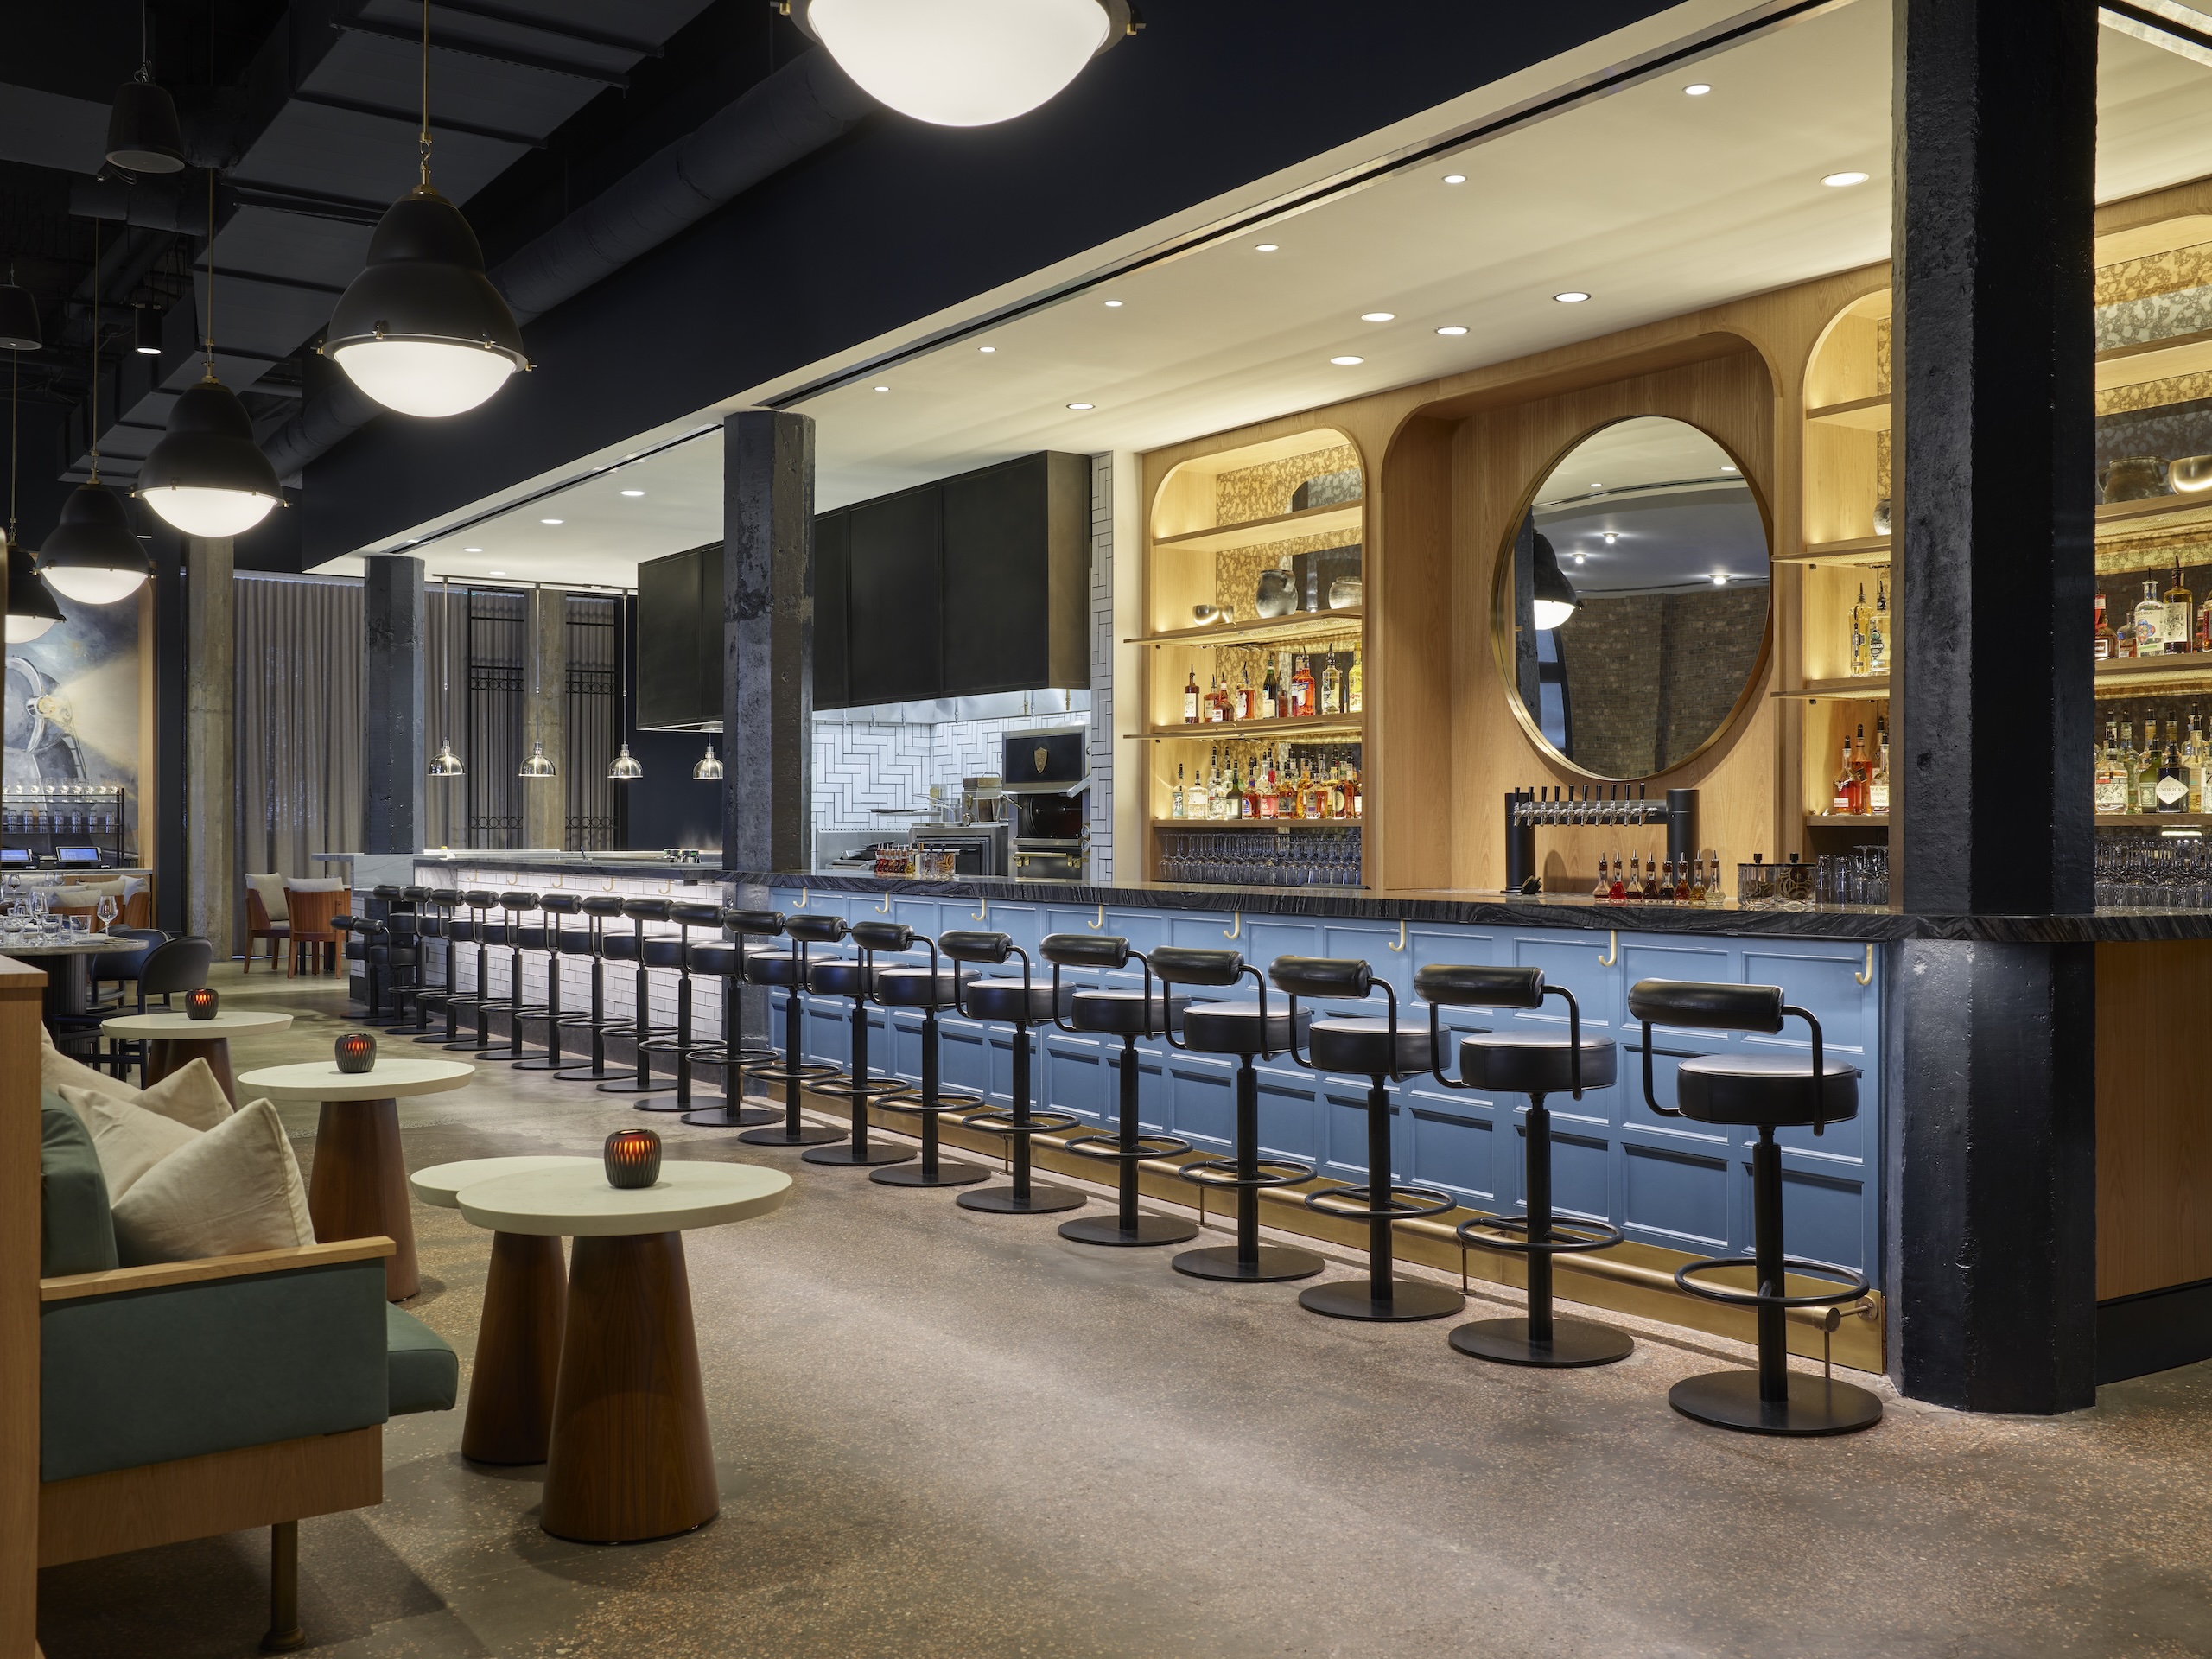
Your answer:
234;574;364;945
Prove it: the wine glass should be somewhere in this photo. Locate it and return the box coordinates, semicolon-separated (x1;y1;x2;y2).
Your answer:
96;893;118;934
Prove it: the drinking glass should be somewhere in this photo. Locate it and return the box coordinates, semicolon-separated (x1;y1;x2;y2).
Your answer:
96;894;118;933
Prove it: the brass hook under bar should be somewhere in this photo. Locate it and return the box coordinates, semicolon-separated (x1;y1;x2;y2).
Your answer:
1387;919;1407;953
875;893;892;913
1855;943;1874;986
792;887;809;908
1599;930;1618;968
1087;904;1105;931
1223;911;1241;940
972;895;989;923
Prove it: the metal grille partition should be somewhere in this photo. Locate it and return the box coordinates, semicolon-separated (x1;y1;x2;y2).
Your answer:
567;595;621;849
466;589;525;849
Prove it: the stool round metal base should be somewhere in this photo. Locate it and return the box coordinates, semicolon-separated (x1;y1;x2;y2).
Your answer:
509;1052;569;1071
802;1140;917;1168
1669;1369;1883;1436
1300;1277;1465;1322
870;1159;990;1188
810;1076;911;1104
1172;1242;1325;1283
1058;1211;1200;1247
736;1122;845;1147
679;1102;782;1128
957;1182;1086;1215
598;1074;679;1098
553;1060;630;1082
1449;1315;1637;1367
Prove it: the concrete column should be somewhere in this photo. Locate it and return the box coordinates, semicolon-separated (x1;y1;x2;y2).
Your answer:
362;555;426;855
723;410;816;1046
1887;0;2097;1413
522;587;568;849
182;537;234;951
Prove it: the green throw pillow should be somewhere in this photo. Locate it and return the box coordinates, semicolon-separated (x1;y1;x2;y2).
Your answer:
41;1091;119;1278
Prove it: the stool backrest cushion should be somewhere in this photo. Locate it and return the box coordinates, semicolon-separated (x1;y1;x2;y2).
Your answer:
785;914;849;945
723;908;785;938
499;891;539;910
372;884;404;899
624;898;672;922
672;901;721;927
137;937;214;998
1150;946;1243;987
1414;964;1542;1010
583;894;626;917
849;920;914;953
464;890;500;907
540;893;582;915
938;929;1011;964
1268;955;1370;998
1039;933;1128;970
245;874;289;923
1625;979;1785;1034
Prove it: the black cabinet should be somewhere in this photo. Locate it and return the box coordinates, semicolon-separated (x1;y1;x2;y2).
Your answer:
846;486;943;704
634;543;722;732
815;509;850;711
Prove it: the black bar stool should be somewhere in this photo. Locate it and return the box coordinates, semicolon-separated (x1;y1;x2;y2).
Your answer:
399;887;439;1036
639;902;738;1112
802;923;918;1170
734;914;847;1147
599;899;684;1098
360;886;418;1027
555;894;632;1081
678;909;785;1130
512;894;582;1071
1629;978;1879;1436
849;921;987;1189
942;931;1084;1216
439;889;501;1051
409;888;461;1043
1041;933;1197;1247
1273;955;1463;1321
1152;947;1324;1284
476;891;550;1060
1413;965;1628;1363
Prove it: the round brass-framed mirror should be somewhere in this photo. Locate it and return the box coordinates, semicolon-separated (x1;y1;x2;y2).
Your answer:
1493;416;1771;780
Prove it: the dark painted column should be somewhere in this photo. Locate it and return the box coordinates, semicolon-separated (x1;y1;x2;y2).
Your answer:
1887;0;2097;1413
362;554;426;855
723;410;816;1045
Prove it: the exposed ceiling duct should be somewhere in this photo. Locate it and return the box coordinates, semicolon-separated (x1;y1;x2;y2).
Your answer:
260;44;869;481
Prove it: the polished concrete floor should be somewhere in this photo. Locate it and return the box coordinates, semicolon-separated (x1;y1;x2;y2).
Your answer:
35;960;2212;1657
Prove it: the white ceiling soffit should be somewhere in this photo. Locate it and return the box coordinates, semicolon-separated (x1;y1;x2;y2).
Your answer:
327;0;2212;588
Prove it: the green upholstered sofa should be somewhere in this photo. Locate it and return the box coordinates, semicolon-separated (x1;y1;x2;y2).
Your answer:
37;1091;457;1649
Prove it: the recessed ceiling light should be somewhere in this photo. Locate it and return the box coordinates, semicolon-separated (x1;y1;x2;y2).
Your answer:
540;518;563;525
1822;170;1870;188
1554;291;1592;303
1443;174;1466;184
1103;299;1123;308
1712;574;1729;585
1573;552;1586;565
1066;402;1094;410
620;489;645;496
1603;532;1618;544
1330;356;1364;366
1360;312;1395;322
1436;325;1469;336
979;346;995;353
489;569;507;576
1685;83;1712;96
874;385;889;392
463;546;482;552
1720;464;1738;473
1255;243;1279;253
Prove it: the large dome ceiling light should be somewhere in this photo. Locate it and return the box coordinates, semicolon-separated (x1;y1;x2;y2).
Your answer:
105;3;186;175
4;351;66;643
43;228;153;604
785;0;1141;128
322;0;529;417
137;173;283;538
1530;532;1580;631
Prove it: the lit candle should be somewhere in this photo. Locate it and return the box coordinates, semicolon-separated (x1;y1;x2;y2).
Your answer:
334;1031;378;1074
183;986;220;1021
603;1128;661;1189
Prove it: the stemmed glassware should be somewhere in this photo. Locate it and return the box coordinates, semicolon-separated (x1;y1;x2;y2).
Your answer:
95;893;118;934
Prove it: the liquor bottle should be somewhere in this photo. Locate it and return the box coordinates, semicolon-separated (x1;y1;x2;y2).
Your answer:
2095;722;2125;814
1276;652;1294;718
1261;660;1279;720
1257;758;1278;818
1675;860;1691;901
1689;855;1708;904
1187;760;1209;821
1185;664;1201;723
1320;650;1342;715
2121;717;2142;810
2136;580;2170;657
1626;855;1645;900
1869;719;1891;816
1592;855;1611;900
1849;583;1870;677
1832;732;1859;815
1346;650;1363;714
1242;764;1260;819
2168;563;2196;654
1291;653;1316;718
1867;578;1890;673
1280;762;1300;821
1853;722;1872;798
1172;764;1186;819
2095;594;2117;660
1348;765;1363;818
2159;734;2190;813
1608;854;1626;904
2189;712;2208;812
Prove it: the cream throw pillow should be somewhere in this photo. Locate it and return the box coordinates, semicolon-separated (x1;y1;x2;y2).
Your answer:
62;1087;201;1199
111;1100;316;1267
133;1058;234;1132
41;1035;120;1098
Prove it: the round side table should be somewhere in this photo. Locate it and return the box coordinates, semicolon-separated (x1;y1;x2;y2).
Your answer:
99;1008;294;1103
237;1058;474;1301
410;1156;595;1466
454;1161;792;1545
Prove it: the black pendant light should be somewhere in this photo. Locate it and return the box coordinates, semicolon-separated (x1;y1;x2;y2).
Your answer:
4;353;65;645
517;589;557;778
132;302;160;356
43;223;153;605
323;0;528;418
137;172;282;539
105;3;185;174
0;276;39;353
1530;531;1580;631
608;593;643;781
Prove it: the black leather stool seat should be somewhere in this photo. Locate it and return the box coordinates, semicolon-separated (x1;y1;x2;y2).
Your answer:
1312;1016;1432;1076
367;943;417;967
1069;987;1187;1035
642;937;688;970
443;919;478;944
480;922;512;947
689;943;741;976
1458;1033;1620;1096
1675;1053;1859;1127
963;978;1058;1023
556;928;595;955
745;952;803;987
1181;999;1309;1054
874;966;964;1008
807;958;878;998
515;925;550;950
602;933;639;963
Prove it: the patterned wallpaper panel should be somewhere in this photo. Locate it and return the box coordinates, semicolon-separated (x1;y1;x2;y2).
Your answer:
1213;443;1362;525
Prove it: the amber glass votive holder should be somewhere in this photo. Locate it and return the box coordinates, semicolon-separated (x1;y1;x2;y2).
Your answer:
334;1031;378;1074
604;1128;662;1189
183;987;220;1022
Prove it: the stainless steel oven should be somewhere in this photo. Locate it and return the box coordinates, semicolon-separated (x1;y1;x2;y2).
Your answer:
1003;730;1089;882
913;824;1008;878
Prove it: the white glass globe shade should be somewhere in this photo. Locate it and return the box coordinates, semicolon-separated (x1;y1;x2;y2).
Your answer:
42;567;149;605
332;339;518;418
139;486;280;539
4;614;55;644
1531;598;1578;631
807;0;1109;126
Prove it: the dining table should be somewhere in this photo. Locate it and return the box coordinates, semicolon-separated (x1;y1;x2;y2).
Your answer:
3;930;150;1021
